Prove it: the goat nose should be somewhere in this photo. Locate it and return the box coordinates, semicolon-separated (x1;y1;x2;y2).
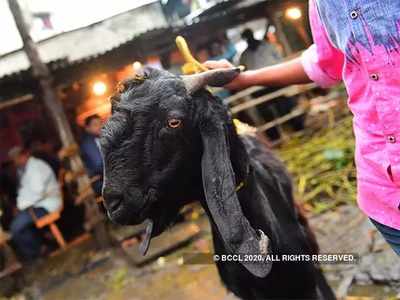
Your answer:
102;190;123;212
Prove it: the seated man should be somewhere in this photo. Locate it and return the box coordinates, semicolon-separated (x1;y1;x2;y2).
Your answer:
80;114;104;196
8;146;62;261
29;138;61;177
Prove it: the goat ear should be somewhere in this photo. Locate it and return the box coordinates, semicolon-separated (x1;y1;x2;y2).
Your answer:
181;67;240;95
200;120;272;278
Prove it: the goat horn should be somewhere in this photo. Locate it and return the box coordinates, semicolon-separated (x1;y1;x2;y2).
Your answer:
181;67;242;95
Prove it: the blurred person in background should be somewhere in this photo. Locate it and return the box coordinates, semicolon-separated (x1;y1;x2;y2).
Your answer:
265;26;285;57
8;146;62;261
209;34;237;63
239;28;305;140
80;114;104;196
240;28;282;70
28;138;61;177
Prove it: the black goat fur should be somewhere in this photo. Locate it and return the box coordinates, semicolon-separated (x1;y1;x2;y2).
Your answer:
100;68;336;299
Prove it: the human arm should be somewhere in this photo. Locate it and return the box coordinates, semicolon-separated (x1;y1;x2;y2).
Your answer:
204;0;344;91
204;57;312;90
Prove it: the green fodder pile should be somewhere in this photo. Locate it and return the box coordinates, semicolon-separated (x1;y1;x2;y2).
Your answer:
277;116;357;213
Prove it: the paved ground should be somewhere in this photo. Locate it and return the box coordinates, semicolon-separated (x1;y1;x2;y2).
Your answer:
1;205;399;300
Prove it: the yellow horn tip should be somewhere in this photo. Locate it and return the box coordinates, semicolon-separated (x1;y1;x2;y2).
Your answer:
176;35;208;74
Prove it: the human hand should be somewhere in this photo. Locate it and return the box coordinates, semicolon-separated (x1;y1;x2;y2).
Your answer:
203;59;251;91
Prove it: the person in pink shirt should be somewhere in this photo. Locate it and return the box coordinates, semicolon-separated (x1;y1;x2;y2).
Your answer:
205;0;400;255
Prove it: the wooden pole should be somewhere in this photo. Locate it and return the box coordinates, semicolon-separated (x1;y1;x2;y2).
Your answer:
7;0;74;145
0;94;33;111
294;20;312;47
270;10;293;56
7;0;109;247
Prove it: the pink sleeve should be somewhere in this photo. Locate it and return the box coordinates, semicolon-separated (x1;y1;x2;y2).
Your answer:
301;0;344;88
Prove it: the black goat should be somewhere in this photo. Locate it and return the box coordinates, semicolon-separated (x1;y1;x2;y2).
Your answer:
100;67;336;300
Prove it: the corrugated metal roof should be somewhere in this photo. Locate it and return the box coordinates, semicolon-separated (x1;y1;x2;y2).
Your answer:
0;1;167;79
0;0;274;89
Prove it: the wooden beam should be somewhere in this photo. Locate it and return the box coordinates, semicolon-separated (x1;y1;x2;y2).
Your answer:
0;94;33;111
229;83;316;114
0;262;22;279
122;222;201;266
256;107;306;133
225;86;264;105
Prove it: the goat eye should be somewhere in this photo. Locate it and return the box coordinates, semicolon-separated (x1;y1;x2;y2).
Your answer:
167;118;182;128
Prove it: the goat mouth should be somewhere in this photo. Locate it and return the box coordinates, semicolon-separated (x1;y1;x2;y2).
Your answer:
106;199;148;225
106;198;123;213
106;188;158;225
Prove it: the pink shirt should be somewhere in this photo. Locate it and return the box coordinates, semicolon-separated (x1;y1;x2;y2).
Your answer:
302;0;400;229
